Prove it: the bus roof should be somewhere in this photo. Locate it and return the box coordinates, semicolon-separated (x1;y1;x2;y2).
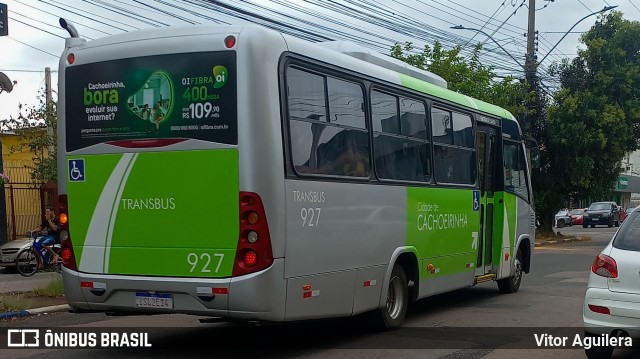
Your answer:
63;23;517;124
281;34;517;123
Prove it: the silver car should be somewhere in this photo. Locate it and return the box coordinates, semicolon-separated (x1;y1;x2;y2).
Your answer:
0;239;32;269
583;209;640;358
554;209;572;228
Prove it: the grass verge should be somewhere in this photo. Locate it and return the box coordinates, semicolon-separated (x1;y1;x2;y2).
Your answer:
1;275;64;312
535;230;576;241
0;293;32;312
32;275;64;298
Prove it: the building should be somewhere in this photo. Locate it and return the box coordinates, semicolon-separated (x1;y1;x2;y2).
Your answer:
621;151;640;209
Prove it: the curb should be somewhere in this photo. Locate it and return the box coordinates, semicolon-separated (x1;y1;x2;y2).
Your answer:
534;237;590;247
0;304;70;320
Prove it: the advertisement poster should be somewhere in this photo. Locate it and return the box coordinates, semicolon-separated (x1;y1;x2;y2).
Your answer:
65;51;237;151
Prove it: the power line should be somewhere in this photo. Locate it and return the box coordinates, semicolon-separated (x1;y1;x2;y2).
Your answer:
13;0;113;36
7;17;65;38
36;0;135;32
12;10;95;40
7;37;59;58
7;0;532;78
627;0;640;14
0;69;58;73
577;0;592;12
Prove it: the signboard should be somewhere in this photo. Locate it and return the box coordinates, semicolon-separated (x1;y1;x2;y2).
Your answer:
65;51;237;151
617;176;628;190
0;3;7;37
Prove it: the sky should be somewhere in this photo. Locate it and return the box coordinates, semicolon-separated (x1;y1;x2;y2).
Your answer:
1;0;640;123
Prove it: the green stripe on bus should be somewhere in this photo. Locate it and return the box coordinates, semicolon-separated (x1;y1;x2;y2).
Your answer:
398;73;515;120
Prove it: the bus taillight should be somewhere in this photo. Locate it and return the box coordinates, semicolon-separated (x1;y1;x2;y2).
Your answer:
233;192;274;276
58;194;79;271
243;250;257;267
224;35;236;48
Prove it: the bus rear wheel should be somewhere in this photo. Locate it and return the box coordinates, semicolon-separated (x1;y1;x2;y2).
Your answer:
376;264;408;330
497;248;523;294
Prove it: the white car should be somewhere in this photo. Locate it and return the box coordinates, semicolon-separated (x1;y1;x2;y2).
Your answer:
583;208;640;358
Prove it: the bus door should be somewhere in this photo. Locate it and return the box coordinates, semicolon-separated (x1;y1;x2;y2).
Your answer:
475;124;499;276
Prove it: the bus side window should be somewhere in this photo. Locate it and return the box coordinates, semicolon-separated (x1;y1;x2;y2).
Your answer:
287;67;369;178
503;142;529;201
432;108;475;185
372;91;429;182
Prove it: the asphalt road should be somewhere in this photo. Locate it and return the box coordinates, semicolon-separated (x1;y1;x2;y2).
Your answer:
1;225;638;359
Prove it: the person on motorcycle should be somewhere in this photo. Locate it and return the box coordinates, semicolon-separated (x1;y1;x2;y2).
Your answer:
30;206;60;264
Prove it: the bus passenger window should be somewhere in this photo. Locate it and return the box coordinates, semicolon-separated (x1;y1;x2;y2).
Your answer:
372;90;430;182
432;107;476;185
503;142;529;201
287;68;327;122
287;67;369;178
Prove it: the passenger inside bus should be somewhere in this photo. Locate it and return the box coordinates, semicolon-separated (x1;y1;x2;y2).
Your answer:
295;129;370;177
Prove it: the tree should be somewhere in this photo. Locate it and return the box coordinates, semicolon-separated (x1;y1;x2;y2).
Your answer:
0;92;57;183
390;41;528;118
537;11;640;230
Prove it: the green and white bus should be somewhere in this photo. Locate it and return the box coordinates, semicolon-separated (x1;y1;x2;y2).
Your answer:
57;21;535;329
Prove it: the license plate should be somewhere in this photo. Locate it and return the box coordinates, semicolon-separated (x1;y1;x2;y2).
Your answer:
135;293;173;309
1;255;14;263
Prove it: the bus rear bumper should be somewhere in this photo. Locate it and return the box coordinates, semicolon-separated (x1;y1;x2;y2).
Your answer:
62;258;286;321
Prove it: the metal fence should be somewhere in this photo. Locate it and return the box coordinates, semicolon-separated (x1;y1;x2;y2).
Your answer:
2;160;46;243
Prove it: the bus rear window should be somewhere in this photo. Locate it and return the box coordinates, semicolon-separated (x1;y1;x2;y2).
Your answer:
64;51;237;151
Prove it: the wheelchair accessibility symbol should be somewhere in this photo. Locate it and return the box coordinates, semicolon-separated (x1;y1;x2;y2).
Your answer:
472;190;480;212
68;159;85;182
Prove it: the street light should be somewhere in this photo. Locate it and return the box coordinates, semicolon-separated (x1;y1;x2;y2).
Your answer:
538;5;617;65
450;25;526;71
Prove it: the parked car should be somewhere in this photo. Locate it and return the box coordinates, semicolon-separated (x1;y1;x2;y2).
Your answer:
619;207;627;223
554;209;572;228
570;208;586;225
583;202;621;228
622;207;635;222
0;238;32;270
583;209;640;359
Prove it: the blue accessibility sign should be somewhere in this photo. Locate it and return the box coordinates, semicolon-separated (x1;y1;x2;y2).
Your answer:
472;190;480;211
68;159;85;182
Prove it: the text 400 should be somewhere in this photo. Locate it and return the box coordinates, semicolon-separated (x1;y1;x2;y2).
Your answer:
187;252;224;273
188;103;219;119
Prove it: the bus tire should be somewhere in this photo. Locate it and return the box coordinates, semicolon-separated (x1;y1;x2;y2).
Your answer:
497;248;523;294
376;264;408;330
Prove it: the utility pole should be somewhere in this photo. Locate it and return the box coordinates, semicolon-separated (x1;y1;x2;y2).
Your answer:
524;0;538;133
45;67;54;155
45;67;52;105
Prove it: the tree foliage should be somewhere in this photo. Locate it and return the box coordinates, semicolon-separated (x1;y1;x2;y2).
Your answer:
538;11;640;227
390;41;528;118
0;93;57;183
